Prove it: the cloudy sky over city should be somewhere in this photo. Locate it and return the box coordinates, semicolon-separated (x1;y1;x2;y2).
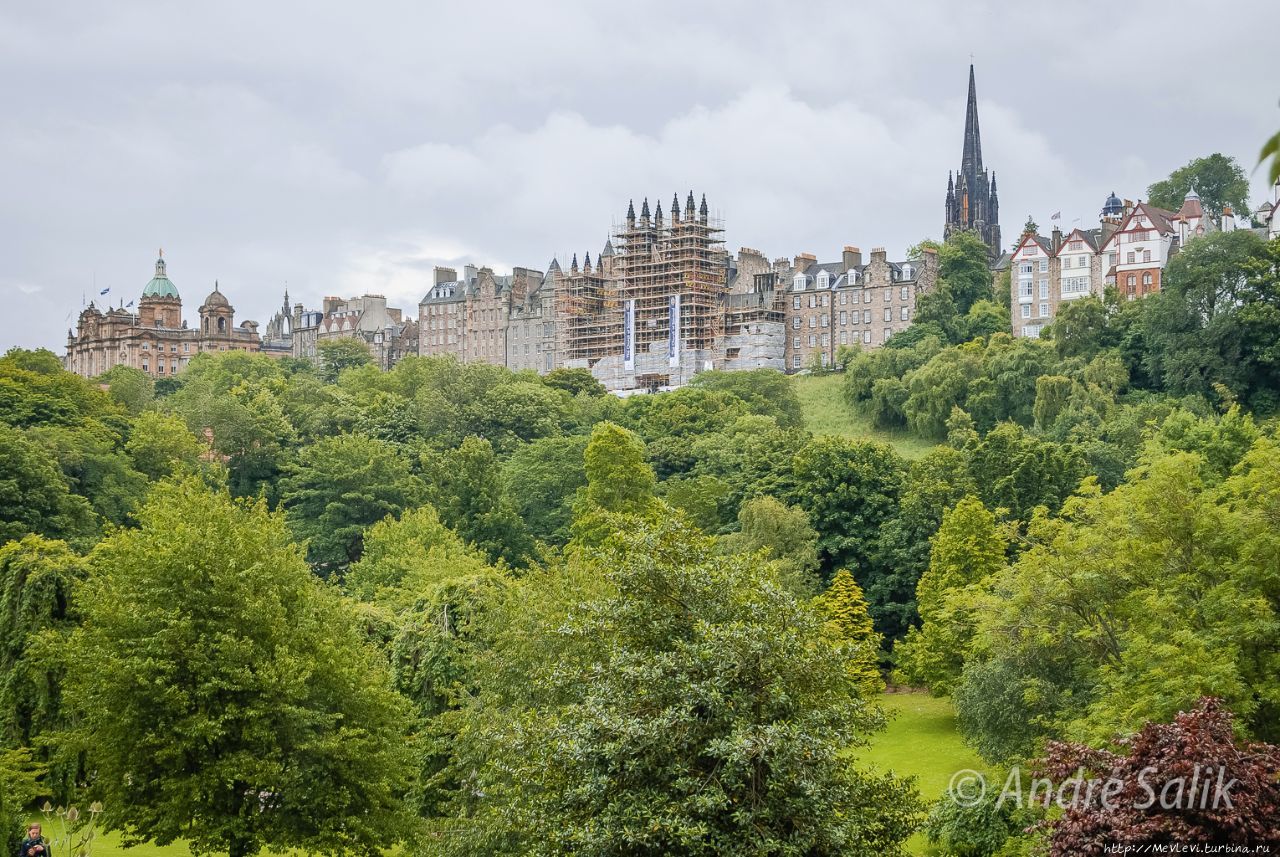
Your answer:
2;0;1278;350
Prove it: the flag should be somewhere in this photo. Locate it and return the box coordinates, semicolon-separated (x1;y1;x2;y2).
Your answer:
126;300;134;308
1051;211;1061;220
99;286;110;295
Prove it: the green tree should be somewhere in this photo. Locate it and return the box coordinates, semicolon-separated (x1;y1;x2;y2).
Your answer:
789;436;906;575
124;410;205;481
1146;153;1249;219
894;496;1006;694
939;230;996;314
98;365;155;414
571;421;660;547
0;425;95;544
434;519;920;855
1046;295;1108;359
541;367;605;397
689;368;805;428
719;495;821;595
968;421;1086;522
279;434;425;573
66;480;414;857
317;337;373;382
814;569;884;694
424;436;537;567
502;434;589;545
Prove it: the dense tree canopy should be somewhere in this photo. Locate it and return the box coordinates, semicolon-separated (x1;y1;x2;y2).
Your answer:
1146;153;1250;219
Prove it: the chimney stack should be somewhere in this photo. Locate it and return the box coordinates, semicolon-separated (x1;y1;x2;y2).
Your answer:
842;246;863;269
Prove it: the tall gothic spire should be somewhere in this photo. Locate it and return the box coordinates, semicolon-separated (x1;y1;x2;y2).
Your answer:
961;63;983;178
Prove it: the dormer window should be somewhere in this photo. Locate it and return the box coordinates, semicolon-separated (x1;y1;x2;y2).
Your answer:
902;264;914;279
793;274;806;291
849;269;861;284
816;270;829;288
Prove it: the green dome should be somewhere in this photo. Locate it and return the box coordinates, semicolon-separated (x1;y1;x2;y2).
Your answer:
142;276;179;299
141;252;180;300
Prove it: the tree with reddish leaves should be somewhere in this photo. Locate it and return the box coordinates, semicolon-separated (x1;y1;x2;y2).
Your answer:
1037;698;1280;854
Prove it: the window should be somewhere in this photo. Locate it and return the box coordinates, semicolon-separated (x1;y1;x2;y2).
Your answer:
808;335;816;347
817;270;829;288
1039;260;1048;272
793;355;802;368
1127;274;1137;287
808;295;817;308
1039;280;1049;298
1143;249;1151;263
863;310;871;324
808;316;816;328
840;332;848;345
1039;302;1049;317
1020;263;1034;274
142;362;149;372
1142;272;1153;286
863;330;871;344
1062;276;1090;296
793;336;801;349
840;292;848;305
793;274;806;291
1020;280;1033;299
883;308;892;322
793;296;801;310
1021;304;1031;318
883;328;892;342
820;314;829;326
901;306;910;321
792;317;801;329
883;288;891;302
821;294;829;307
863;290;872;304
182;343;189;352
142;342;150;350
839;311;847;325
900;286;909;301
821;333;829;346
1127;251;1136;264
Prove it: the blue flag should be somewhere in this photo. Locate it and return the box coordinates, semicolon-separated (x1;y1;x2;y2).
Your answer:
126;300;134;308
99;287;110;295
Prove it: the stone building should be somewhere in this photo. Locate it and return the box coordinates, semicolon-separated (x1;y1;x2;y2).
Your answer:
65;252;262;378
290;293;417;370
418;264;553;371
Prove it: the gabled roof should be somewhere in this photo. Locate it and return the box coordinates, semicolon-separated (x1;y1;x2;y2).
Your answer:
1100;203;1177;251
1012;232;1053;257
1059;228;1101;252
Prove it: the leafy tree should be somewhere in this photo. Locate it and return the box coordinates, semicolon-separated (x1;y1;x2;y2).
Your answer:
789;436;905;576
424;436;536;567
0;747;45;857
938;230;996;314
1032;374;1074;431
27;423;148;527
902;344;983;438
1045;295;1108;360
719;495;821;595
472;381;569;451
961;299;1009;341
317;337;373;382
0;424;95;544
660;473;733;534
967;422;1086;522
502;434;589;545
1142;230;1279;411
435;519;921;855
124;410;205;480
689;368;805;428
922;790;1034;857
279;434;424;572
66;480;414;857
1039;699;1280;853
98;365;155;414
541;367;605;397
1146;153;1249;219
895;496;1006;694
571;421;660;548
872;446;977;641
814;569;883;693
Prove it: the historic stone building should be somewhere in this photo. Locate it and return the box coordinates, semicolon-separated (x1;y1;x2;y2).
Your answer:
290;293;418;370
944;65;1001;258
65;252;262;378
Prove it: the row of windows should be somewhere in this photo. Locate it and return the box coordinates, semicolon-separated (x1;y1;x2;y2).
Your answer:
792;307;910;327
791;327;891;354
792;287;910;310
1125;250;1153;264
1018;260;1050;274
1020;303;1053;319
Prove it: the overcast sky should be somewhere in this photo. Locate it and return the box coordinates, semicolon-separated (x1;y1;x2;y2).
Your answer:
3;1;1279;351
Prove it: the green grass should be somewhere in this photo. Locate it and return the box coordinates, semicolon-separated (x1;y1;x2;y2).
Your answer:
860;691;992;855
792;373;936;459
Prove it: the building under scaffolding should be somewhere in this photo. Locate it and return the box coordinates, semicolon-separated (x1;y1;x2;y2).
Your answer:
557;191;727;389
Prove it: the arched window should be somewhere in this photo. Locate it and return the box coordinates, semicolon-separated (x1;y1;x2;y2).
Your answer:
1142;273;1152;286
218;317;226;333
203;318;209;332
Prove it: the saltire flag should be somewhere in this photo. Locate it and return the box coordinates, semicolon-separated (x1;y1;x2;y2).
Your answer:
126;300;134;308
1051;211;1061;220
99;286;110;295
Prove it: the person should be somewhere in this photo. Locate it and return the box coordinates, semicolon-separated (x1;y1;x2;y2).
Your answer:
17;824;50;857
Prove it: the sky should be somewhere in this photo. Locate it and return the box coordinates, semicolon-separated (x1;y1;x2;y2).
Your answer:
3;1;1279;351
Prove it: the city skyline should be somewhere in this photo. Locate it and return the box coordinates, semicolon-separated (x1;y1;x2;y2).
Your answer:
3;1;1279;351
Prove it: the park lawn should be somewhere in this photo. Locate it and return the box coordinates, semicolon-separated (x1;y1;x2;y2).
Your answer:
860;691;992;856
792;373;936;459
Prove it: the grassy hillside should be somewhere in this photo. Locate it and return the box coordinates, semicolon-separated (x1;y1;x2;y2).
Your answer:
792;373;936;459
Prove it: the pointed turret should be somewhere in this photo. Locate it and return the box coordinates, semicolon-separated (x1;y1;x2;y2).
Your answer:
584;251;592;273
655;200;663;226
600;238;615;258
626;199;636;227
640;197;650;223
685;190;696;219
699;193;708;222
671;192;681;222
570;253;579;273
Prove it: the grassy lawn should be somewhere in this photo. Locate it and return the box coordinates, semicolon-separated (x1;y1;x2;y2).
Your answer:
861;691;991;855
792;373;936;459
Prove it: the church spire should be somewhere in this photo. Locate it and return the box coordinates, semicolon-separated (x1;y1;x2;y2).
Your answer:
961;64;983;178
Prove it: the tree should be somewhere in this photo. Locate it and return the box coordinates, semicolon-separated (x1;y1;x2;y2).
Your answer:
98;365;155;414
66;480;414;857
1146;153;1249;219
434;519;921;855
124;410;205;480
789;436;906;576
719;495;821;595
939;230;996;315
894;496;1006;694
1045;295;1108;360
502;434;589;545
279;434;425;572
1038;699;1280;853
570;421;660;547
317;337;373;382
541;367;605;397
0;424;95;544
967;422;1086;522
424;436;537;567
689;369;805;428
814;569;884;694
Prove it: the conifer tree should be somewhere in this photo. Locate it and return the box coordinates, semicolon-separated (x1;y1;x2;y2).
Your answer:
815;569;884;693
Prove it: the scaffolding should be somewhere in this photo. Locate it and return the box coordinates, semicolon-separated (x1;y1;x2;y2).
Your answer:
553;194;728;377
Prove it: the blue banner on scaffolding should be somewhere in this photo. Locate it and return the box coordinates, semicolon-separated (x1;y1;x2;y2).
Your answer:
623;299;635;371
668;294;680;368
